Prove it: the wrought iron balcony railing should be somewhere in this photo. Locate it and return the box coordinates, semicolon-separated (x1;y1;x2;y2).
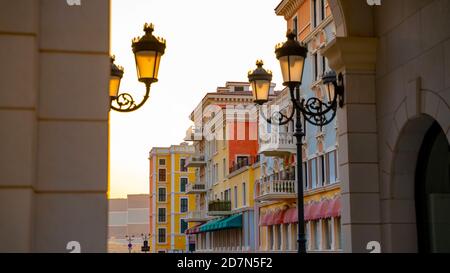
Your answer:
208;200;232;216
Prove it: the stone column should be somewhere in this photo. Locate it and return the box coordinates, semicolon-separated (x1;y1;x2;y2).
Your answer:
322;37;381;253
0;0;110;253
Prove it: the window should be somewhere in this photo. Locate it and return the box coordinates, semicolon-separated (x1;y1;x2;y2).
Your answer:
224;189;231;201
318;155;325;187
321;55;327;76
327;150;338;184
223;158;227;178
320;0;326;21
303;162;309;190
216;163;219;182
158;169;166;182
335;217;342;250
323;218;333;250
242;183;247;206
158;208;166;223
180;158;187;172
180;177;188;192
313;53;319;81
313;220;321;250
237;156;249;167
159;159;166;166
158;228;166;244
234;186;238;209
234;86;244;92
292;16;298;39
180;198;188;213
312;0;326;28
310;159;317;189
180;219;188;234
158;188;166;202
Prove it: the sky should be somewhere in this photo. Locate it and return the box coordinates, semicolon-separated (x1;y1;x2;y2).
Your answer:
109;0;287;198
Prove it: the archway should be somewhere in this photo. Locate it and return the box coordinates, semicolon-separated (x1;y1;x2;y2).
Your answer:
416;121;450;253
388;115;450;253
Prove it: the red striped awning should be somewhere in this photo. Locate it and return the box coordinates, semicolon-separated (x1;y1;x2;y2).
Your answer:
283;207;297;224
259;212;272;226
267;210;285;225
185;223;203;235
327;197;341;218
305;202;318;221
317;199;330;219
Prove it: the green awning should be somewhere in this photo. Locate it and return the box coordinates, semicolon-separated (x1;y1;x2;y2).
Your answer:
217;214;242;230
199;214;242;233
199;218;223;232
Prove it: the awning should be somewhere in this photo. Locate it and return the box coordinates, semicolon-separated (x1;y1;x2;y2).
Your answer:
199;214;242;233
217;214;242;230
327;197;341;218
199;218;223;233
317;199;330;219
260;213;271;226
185;223;203;235
282;208;297;224
305;198;341;221
267;210;285;226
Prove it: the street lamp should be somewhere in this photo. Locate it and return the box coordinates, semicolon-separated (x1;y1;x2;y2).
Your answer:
141;233;150;253
125;235;135;254
247;60;273;105
248;30;344;254
110;23;166;112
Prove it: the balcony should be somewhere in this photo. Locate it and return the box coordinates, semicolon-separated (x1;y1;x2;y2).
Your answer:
259;132;296;157
256;179;297;201
184;126;203;142
228;156;259;176
186;154;206;167
208;200;232;216
185;210;211;222
186;182;207;194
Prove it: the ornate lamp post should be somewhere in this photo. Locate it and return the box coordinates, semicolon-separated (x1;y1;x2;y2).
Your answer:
110;23;166;112
248;31;345;254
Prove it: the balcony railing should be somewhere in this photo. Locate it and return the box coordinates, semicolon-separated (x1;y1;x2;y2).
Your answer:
259;132;296;157
185;210;210;222
256;179;297;201
208;200;232;216
186;182;207;194
186;154;206;167
228;156;260;174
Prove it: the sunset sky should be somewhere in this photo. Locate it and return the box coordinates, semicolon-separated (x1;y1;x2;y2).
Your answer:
109;0;286;198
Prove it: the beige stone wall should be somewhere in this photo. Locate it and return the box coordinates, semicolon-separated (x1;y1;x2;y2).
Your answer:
324;0;450;253
0;0;110;252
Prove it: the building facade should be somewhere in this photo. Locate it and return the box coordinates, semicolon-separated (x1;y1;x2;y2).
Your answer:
108;194;150;253
255;0;342;253
185;82;277;252
321;0;450;253
149;144;196;253
0;0;110;252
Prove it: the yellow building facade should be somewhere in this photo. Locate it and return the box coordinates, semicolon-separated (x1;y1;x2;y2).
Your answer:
149;144;196;253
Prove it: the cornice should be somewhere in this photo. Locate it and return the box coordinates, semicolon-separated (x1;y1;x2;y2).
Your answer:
275;0;304;20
